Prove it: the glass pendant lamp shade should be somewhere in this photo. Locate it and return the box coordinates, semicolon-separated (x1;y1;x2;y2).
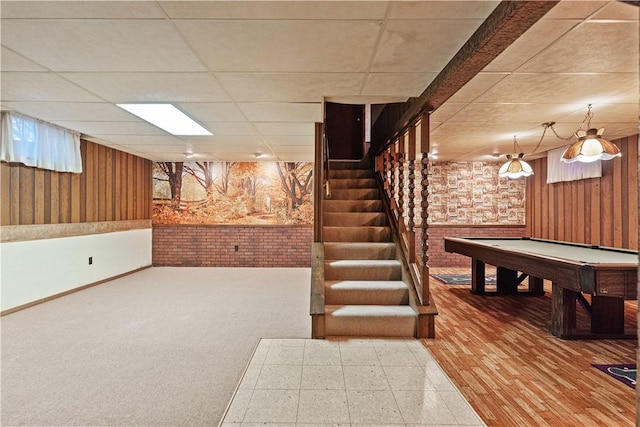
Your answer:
561;127;622;163
498;153;533;179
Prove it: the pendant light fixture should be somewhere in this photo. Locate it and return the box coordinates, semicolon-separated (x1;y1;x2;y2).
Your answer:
560;104;621;163
498;136;533;179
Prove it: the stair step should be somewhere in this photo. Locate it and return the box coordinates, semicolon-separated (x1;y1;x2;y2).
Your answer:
323;200;383;213
323;212;387;227
325;280;409;305
325;305;416;337
329;188;379;200
323;226;390;242
324;242;396;260
330;169;374;179
329;161;367;170
324;259;402;281
329;178;376;189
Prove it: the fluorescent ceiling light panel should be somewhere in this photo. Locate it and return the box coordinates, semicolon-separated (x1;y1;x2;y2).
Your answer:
117;104;212;136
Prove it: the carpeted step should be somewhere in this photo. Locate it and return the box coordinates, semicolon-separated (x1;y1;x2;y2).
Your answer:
323;212;387;226
330;169;374;179
329;178;376;189
324;242;396;260
324;259;402;281
329;188;379;200
325;280;410;305
329;161;367;170
323;200;383;213
323;226;390;242
324;305;416;337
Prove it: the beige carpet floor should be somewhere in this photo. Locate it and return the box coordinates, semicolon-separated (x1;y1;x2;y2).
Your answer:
1;267;311;426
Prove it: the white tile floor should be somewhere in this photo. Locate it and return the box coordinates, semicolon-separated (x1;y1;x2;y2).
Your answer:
220;338;486;427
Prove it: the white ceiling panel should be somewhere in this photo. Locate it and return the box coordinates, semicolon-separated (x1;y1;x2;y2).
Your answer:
1;47;48;71
61;73;231;103
1;1;167;19
1;20;205;72
1;72;104;102
237;103;322;122
216;73;365;102
159;1;390;20
362;73;435;97
176;20;382;73
1;101;137;122
1;1;636;162
372;20;484;73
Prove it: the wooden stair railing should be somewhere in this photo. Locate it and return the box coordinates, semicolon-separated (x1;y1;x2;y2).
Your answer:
374;111;437;337
311;122;326;338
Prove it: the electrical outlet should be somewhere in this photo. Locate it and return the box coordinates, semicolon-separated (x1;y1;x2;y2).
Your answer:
88;257;93;265
234;245;239;252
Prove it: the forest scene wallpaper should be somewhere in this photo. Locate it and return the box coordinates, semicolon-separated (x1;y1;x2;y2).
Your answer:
153;161;313;225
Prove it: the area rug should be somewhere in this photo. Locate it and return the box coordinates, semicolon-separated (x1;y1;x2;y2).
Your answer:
593;364;636;389
431;274;496;285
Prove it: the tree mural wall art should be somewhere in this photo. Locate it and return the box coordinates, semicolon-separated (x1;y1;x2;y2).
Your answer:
153;161;313;225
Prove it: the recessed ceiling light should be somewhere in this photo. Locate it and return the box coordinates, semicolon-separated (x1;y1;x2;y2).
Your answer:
116;103;212;136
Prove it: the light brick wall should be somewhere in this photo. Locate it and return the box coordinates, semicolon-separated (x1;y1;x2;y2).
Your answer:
416;225;526;267
153;225;312;267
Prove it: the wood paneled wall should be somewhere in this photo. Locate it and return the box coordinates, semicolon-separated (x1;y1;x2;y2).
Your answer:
1;140;152;226
525;135;638;249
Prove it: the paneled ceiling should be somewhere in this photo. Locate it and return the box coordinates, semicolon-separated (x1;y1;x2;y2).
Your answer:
1;1;638;162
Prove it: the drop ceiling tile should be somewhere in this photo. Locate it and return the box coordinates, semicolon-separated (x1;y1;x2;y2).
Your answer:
389;1;499;19
591;1;640;20
474;73;637;105
519;21;639;73
361;73;435;97
1;20;205;72
371;20;484;73
448;103;573;124
254;122;314;136
263;135;314;145
216;73;364;102
1;47;48;71
483;20;580;72
237;103;322;122
1;101;137;122
1;72;103;102
91;135;186;146
1;1;167;18
445;73;509;103
541;1;608;20
179;135;264;146
267;145;315;153
175;20;380;73
324;95;408;104
557;103;640;123
205;122;257;136
177;103;247;122
61;73;231;103
429;103;467;123
160;1;389;20
53;121;167;136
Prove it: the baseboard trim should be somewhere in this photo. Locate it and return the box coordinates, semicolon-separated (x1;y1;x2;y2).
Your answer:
1;265;152;316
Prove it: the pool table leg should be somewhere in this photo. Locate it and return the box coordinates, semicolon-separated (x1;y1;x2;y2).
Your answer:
550;284;577;338
591;296;625;334
496;267;518;294
529;276;544;295
471;259;485;295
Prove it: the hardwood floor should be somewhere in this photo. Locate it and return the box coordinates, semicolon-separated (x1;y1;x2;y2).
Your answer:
423;267;636;427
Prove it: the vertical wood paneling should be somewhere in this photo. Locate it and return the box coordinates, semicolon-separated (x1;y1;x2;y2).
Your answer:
0;140;152;226
20;165;34;224
34;168;45;224
1;162;12;225
526;135;638;250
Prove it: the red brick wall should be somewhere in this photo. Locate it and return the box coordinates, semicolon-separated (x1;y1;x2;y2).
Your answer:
416;225;526;267
153;225;312;267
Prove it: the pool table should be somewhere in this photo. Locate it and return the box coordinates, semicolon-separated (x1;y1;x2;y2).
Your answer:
444;237;638;339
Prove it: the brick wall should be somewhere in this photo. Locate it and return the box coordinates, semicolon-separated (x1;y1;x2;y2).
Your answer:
416;225;526;267
153;225;312;267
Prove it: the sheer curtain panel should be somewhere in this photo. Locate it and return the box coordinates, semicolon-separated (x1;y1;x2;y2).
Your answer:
547;145;601;184
0;112;82;173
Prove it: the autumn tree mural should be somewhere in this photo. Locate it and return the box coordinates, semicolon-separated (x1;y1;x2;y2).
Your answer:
153;161;313;225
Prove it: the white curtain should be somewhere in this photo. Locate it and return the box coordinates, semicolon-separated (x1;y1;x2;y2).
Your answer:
0;112;82;173
546;145;601;184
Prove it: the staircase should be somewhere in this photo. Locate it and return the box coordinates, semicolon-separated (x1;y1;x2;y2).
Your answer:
321;161;417;337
